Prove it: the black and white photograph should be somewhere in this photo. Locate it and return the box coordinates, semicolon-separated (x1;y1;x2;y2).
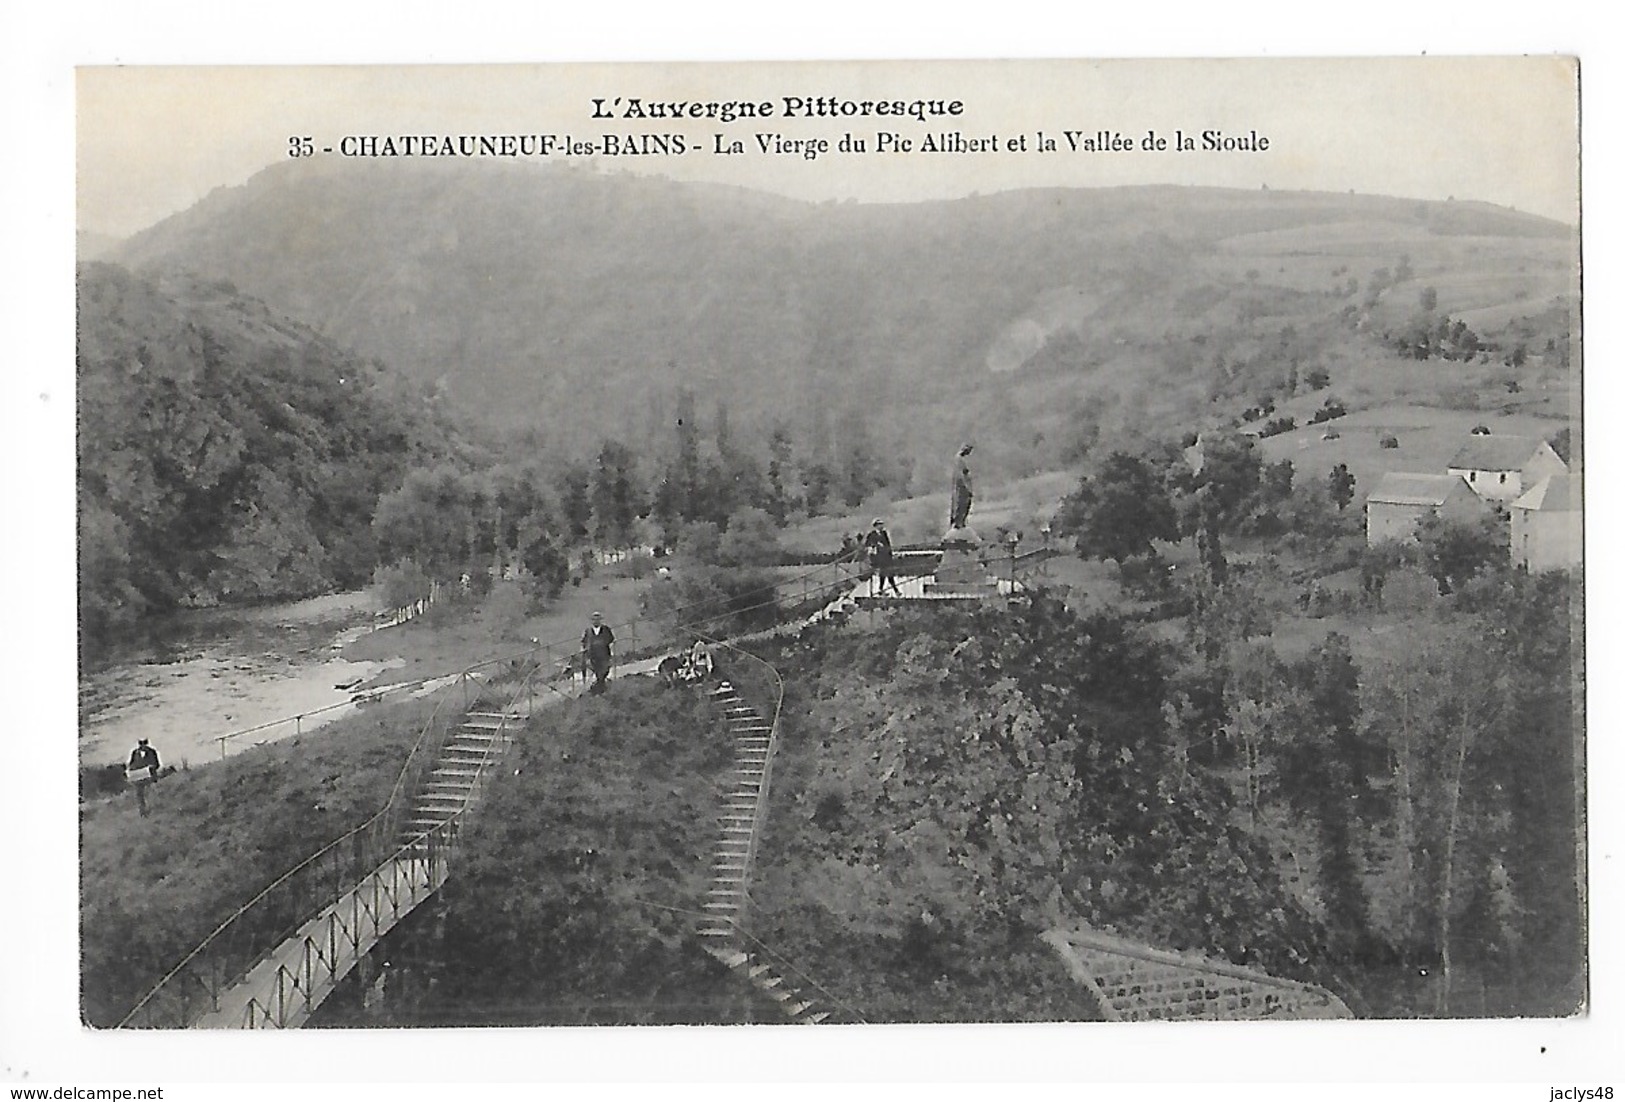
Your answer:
6;17;1616;1090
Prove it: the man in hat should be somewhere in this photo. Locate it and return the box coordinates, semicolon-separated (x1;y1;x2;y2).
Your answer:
863;518;901;597
949;443;975;531
127;738;161;817
581;611;615;695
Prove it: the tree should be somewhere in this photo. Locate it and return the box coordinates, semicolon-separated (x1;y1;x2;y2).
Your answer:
1415;513;1503;595
1192;431;1262;532
372;466;480;576
591;440;642;548
1328;464;1356;512
555;463;593;545
717;506;782;568
1056;452;1179;563
520;532;570;605
1280;634;1373;941
1419;286;1438;313
764;422;798;525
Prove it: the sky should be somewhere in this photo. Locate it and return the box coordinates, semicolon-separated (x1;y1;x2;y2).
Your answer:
77;56;1580;239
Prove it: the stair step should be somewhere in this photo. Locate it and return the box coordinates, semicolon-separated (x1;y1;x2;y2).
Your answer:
805;1011;832;1024
767;988;793;1002
462;715;510;728
707;888;742;896
748;964;770;979
702;902;739;912
708;949;750;968
698;928;734;938
785;1002;811;1017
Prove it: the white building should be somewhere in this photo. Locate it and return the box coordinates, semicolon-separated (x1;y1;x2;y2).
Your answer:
1446;436;1568;503
1365;472;1485;545
1510;473;1582;572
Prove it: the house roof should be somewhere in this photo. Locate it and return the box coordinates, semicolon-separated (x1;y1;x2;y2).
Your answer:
1368;472;1469;507
1447;435;1552;472
1512;473;1580;512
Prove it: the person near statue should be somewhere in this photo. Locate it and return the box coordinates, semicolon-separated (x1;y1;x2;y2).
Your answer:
581;611;615;695
864;518;902;597
949;443;975;531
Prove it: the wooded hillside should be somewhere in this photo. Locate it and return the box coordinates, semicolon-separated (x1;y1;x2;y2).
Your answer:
76;262;467;659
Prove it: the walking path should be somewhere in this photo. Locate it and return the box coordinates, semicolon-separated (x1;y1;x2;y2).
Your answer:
135;555;1350;1028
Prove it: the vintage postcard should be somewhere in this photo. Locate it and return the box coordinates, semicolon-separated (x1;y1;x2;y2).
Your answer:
58;53;1589;1081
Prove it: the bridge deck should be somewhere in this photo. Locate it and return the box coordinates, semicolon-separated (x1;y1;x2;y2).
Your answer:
195;852;446;1028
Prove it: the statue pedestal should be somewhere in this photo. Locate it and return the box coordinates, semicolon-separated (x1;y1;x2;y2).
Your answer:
925;526;1000;597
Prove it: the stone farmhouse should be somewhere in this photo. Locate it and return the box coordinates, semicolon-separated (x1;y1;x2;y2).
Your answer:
1510;472;1582;572
1365;472;1487;544
1366;434;1578;572
1446;435;1568;503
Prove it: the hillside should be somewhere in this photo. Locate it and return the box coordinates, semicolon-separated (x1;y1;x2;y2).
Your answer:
115;163;1578;481
76;262;469;658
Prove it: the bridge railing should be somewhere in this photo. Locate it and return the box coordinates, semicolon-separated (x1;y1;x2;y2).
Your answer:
698;631;784;924
233;662;544;1029
118;557;860;1027
116;648;537;1029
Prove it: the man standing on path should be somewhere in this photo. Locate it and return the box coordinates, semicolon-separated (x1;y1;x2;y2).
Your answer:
864;518;902;597
127;738;160;817
582;611;615;695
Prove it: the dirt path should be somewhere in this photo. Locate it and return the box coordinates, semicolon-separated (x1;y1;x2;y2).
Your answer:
343;575;653;690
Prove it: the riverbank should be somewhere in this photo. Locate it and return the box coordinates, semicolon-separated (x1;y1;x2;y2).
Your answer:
78;590;397;768
342;576;651;689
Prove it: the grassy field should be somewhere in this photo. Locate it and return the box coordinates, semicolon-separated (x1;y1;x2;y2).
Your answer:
79;688;456;1026
311;677;759;1026
782;469;1077;553
1258;402;1572;497
344;573;651;688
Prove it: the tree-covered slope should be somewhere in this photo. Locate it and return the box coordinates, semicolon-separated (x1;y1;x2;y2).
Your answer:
114;161;1577;477
76;262;465;658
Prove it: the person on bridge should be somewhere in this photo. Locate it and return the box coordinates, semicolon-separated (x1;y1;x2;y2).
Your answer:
581;611;615;695
864;518;901;597
127;738;161;817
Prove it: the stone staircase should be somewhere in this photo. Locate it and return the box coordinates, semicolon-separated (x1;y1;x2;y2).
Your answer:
695;678;834;1024
1042;925;1352;1021
399;704;530;851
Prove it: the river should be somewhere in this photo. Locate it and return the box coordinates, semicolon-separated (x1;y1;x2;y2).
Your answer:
78;591;407;769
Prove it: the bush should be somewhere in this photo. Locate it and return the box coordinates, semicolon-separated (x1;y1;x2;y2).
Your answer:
374;558;433;612
1380;435;1400;449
